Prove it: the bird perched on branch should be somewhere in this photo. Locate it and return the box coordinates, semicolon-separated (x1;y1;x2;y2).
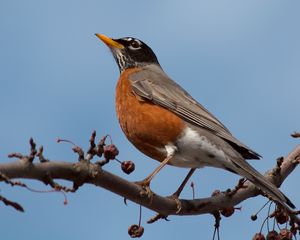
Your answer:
96;34;295;209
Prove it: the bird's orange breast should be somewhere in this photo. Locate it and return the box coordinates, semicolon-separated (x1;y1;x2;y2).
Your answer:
115;68;185;162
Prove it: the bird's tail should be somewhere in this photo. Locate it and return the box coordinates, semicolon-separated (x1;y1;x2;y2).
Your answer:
230;157;295;209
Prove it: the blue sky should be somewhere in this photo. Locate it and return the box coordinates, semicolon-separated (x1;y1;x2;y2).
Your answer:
1;1;300;239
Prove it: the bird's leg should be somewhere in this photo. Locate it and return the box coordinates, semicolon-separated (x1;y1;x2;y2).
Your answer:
135;155;173;197
168;168;196;213
171;168;196;198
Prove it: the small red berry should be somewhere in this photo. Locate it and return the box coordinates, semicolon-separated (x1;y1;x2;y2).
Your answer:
275;210;289;224
121;161;135;174
128;224;144;238
103;144;119;160
220;207;234;217
252;233;266;240
279;228;293;240
266;230;279;240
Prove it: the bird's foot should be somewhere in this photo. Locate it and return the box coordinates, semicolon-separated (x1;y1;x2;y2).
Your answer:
167;193;182;214
135;178;154;199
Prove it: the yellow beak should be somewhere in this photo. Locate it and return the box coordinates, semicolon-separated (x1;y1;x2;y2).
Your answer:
95;34;124;49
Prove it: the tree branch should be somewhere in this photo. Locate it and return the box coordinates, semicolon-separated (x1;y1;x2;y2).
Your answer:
0;144;299;217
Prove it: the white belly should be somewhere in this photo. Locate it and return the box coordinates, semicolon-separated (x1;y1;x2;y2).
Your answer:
161;127;231;169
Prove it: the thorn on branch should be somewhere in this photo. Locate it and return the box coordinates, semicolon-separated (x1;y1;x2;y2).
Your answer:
28;138;37;162
36;146;49;163
0;195;24;212
147;213;170;224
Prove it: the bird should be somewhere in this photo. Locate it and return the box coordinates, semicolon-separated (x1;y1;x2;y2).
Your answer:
95;33;295;209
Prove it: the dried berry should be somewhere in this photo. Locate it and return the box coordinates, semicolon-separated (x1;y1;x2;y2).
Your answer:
121;161;135;174
96;136;106;157
279;228;293;240
220;207;234;217
266;230;279;240
103;144;119;160
251;215;258;221
252;233;266;240
275;210;289;224
128;224;144;238
290;225;297;235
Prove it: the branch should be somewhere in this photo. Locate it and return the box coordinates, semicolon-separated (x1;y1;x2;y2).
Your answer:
0;143;299;217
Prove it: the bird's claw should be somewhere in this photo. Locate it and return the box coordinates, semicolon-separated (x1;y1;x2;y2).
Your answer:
135;180;154;199
167;194;182;214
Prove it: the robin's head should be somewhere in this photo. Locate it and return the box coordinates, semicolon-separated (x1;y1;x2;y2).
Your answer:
96;34;159;72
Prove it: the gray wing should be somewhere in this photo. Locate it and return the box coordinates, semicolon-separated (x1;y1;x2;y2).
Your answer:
129;65;261;159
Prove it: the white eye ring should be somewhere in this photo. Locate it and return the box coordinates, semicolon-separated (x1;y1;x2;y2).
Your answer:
128;39;141;50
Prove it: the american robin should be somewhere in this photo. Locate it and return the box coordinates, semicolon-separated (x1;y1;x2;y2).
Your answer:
95;34;295;209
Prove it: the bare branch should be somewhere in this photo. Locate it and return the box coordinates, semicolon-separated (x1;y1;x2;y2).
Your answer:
0;144;299;217
0;195;24;212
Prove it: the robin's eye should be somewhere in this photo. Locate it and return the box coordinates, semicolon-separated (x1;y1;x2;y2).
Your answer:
129;40;141;49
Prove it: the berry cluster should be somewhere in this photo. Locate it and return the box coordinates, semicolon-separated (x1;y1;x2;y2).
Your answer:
252;206;298;240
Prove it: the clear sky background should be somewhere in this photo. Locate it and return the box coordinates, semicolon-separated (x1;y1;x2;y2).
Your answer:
1;1;300;239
